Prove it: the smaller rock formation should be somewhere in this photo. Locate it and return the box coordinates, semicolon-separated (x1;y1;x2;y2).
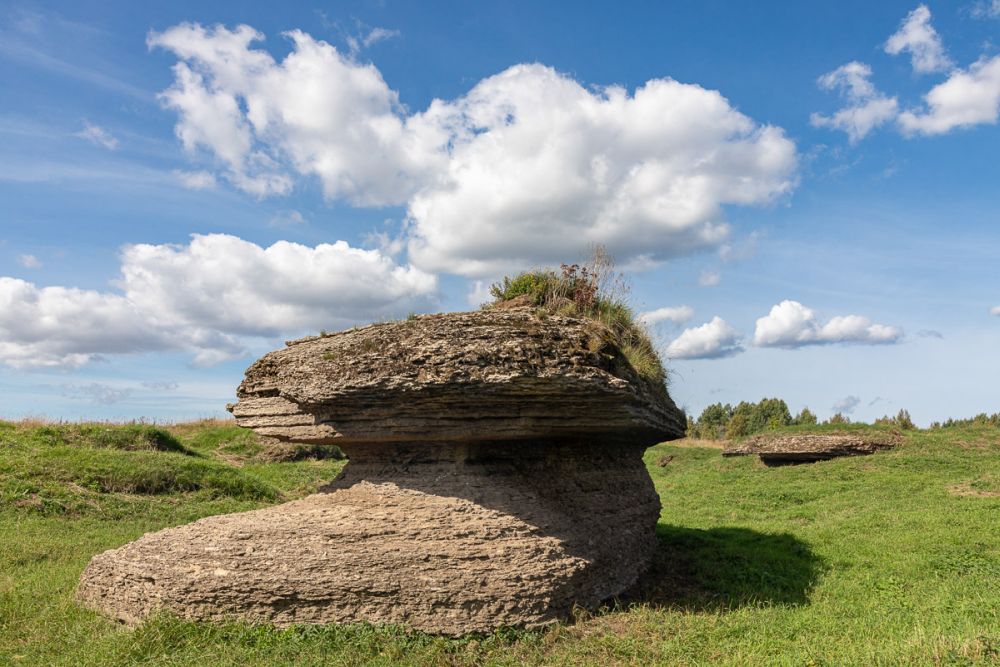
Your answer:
723;431;902;465
78;308;685;634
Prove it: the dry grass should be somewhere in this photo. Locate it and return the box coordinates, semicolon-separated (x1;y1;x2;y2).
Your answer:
667;437;727;450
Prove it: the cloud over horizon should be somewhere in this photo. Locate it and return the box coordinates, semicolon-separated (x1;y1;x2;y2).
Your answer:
0;234;437;369
753;300;903;348
665;316;744;360
638;305;694;326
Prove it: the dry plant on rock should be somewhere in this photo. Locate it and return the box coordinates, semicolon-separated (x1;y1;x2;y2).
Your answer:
487;247;666;384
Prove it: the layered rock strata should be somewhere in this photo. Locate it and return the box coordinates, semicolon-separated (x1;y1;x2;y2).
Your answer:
78;308;685;634
723;431;902;466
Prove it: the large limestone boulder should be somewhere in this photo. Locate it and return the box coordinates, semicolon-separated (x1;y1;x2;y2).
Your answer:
78;308;685;635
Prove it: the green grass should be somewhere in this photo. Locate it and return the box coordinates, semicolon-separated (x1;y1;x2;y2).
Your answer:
1;421;998;665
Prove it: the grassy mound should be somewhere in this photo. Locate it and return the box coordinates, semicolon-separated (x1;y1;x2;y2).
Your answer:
0;420;345;519
487;252;665;383
1;421;997;665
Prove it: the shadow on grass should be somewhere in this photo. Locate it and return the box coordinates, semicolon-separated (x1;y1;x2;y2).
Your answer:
617;524;824;611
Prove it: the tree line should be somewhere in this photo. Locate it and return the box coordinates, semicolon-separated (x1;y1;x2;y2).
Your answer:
686;398;919;439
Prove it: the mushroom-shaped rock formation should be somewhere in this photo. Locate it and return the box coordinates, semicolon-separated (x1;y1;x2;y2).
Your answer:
723;431;902;466
77;308;685;635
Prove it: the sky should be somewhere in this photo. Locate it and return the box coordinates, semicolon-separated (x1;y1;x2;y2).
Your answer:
1;0;999;425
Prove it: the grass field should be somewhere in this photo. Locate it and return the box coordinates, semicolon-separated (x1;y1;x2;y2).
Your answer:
1;420;998;666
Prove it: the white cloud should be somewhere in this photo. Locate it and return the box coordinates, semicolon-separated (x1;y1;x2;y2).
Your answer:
466;280;493;307
17;254;41;269
832;395;860;414
972;1;1000;19
991;305;1000;316
148;23;442;203
362;27;399;48
119;234;438;340
0;234;438;369
810;62;899;143
345;26;401;56
753;300;903;348
698;269;721;287
885;5;953;73
150;23;799;276
173;169;217;190
665;316;743;360
75;121;119;150
898;55;1000;135
0;277;175;369
406;66;798;276
638;305;694;326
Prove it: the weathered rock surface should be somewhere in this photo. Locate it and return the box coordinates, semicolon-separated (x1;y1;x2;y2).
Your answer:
226;308;684;445
78;441;660;634
78;308;685;634
723;431;902;465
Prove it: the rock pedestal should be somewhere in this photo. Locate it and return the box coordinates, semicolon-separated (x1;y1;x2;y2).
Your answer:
78;308;685;634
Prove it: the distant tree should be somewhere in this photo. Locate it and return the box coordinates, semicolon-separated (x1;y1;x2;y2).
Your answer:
826;413;851;425
894;409;915;430
694;402;732;439
727;412;750;438
731;398;792;434
793;408;818;425
875;409;916;430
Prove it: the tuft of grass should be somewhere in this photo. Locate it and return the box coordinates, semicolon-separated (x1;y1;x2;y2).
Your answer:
487;248;666;384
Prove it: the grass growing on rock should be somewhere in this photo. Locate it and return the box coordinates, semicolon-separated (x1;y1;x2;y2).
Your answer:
487;248;665;384
1;420;998;665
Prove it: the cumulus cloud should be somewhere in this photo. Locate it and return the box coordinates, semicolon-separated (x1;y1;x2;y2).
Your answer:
991;305;1000;316
898;55;1000;135
753;300;903;348
17;254;41;269
638;305;694;326
884;5;953;73
173;169;217;190
698;269;721;287
0;277;174;369
75;121;119;150
832;395;860;414
150;23;798;276
810;62;899;143
665;316;744;360
0;234;437;369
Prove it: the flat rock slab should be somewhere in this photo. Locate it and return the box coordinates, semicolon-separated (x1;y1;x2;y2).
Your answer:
723;432;902;465
77;442;661;635
227;308;685;446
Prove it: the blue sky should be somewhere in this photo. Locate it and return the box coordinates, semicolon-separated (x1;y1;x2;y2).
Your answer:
1;0;999;425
